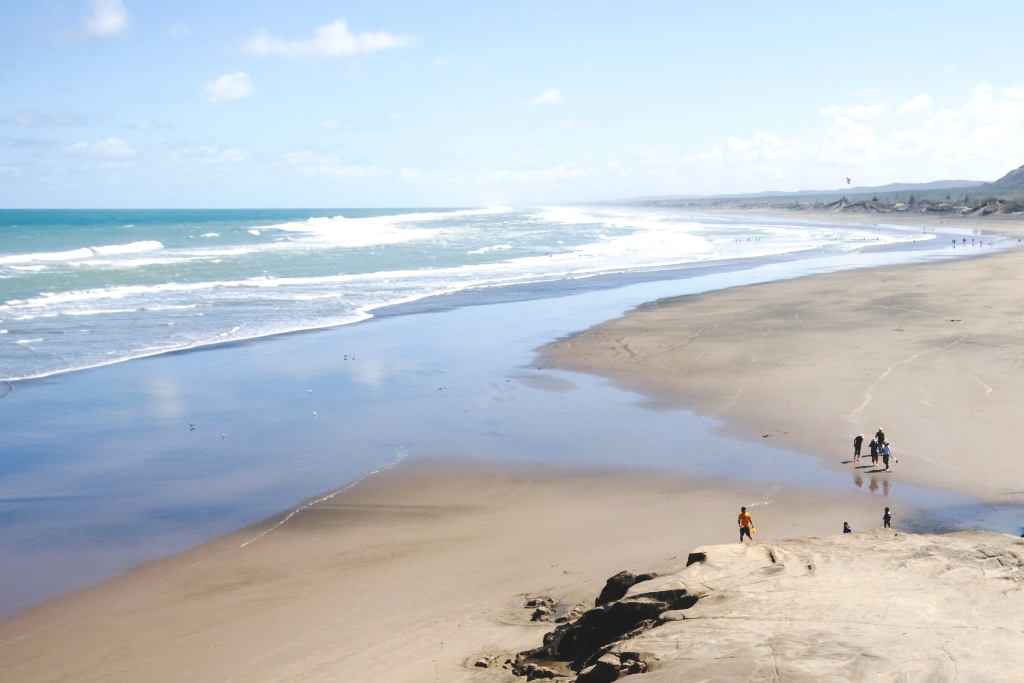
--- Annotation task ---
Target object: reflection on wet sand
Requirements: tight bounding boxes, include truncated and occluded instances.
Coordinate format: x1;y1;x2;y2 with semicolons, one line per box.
855;475;891;495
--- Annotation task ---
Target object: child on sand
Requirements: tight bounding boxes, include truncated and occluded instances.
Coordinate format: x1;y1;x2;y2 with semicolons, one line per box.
882;442;891;470
883;507;892;529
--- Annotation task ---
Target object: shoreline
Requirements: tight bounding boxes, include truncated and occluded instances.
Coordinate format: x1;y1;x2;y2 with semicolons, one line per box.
3;214;1024;680
0;460;900;683
0;213;967;386
542;243;1024;506
0;220;1011;618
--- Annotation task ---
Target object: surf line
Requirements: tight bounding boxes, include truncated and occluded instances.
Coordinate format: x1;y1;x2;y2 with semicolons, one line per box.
0;381;13;400
237;448;409;548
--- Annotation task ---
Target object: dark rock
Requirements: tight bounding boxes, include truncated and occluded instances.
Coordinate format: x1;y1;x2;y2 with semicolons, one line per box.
595;571;636;606
634;572;659;583
619;652;649;674
526;665;557;680
526;596;555;608
556;591;690;668
514;580;696;677
475;658;490;668
686;552;706;566
575;655;620;682
532;606;553;622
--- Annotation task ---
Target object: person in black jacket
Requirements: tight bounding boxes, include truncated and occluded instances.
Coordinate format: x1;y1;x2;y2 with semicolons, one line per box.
853;434;864;461
869;439;879;466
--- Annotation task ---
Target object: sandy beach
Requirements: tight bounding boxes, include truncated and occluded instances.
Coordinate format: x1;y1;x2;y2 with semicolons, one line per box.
543;244;1024;502
0;461;888;683
4;217;1024;682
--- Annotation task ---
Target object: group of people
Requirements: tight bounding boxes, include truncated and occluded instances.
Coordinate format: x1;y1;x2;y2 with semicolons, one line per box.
738;506;892;542
852;428;894;470
733;426;900;544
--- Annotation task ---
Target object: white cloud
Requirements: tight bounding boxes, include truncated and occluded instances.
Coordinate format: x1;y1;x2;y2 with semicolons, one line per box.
820;103;888;120
532;88;563;105
553;118;589;130
3;110;84;127
202;72;257;103
896;93;932;115
68;137;137;158
244;19;412;58
278;151;381;179
170;145;248;165
126;120;172;131
84;0;129;37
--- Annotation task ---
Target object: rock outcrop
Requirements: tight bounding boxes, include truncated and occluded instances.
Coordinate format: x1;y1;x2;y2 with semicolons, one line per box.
512;531;1024;681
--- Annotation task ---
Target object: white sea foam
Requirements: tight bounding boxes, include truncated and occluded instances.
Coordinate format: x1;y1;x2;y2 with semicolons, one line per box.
0;206;947;382
91;241;163;255
0;248;93;264
468;244;512;254
0;241;162;265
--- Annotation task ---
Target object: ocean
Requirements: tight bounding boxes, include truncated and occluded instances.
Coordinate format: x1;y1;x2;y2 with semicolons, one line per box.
0;207;931;382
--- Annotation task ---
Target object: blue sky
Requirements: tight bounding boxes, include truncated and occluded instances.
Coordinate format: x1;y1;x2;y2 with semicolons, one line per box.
3;1;1024;207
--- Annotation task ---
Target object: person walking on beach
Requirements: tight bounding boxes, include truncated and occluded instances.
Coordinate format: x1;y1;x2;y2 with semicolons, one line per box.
869;439;879;466
882;442;891;470
875;427;885;446
738;507;754;542
883;507;892;529
853;434;864;462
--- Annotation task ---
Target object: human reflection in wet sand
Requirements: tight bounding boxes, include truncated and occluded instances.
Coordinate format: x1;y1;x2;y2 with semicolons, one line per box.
861;476;893;495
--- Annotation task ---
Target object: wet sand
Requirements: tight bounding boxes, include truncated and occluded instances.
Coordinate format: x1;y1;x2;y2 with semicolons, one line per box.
0;462;887;683
543;246;1024;502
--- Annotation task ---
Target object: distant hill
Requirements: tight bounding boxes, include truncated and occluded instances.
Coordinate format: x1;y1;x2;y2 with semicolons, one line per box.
984;164;1024;193
627;179;983;203
620;163;1024;216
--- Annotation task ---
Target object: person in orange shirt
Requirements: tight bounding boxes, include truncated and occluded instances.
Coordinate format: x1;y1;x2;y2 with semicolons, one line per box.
738;506;753;542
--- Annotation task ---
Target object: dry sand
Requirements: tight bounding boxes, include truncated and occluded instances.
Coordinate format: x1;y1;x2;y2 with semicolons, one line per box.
0;461;886;683
543;247;1024;502
518;530;1024;681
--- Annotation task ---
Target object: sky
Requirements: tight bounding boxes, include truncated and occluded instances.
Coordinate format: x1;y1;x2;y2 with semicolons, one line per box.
3;1;1024;207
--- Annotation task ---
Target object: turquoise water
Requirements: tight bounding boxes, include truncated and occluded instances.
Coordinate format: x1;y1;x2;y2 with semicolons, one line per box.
0;207;933;381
